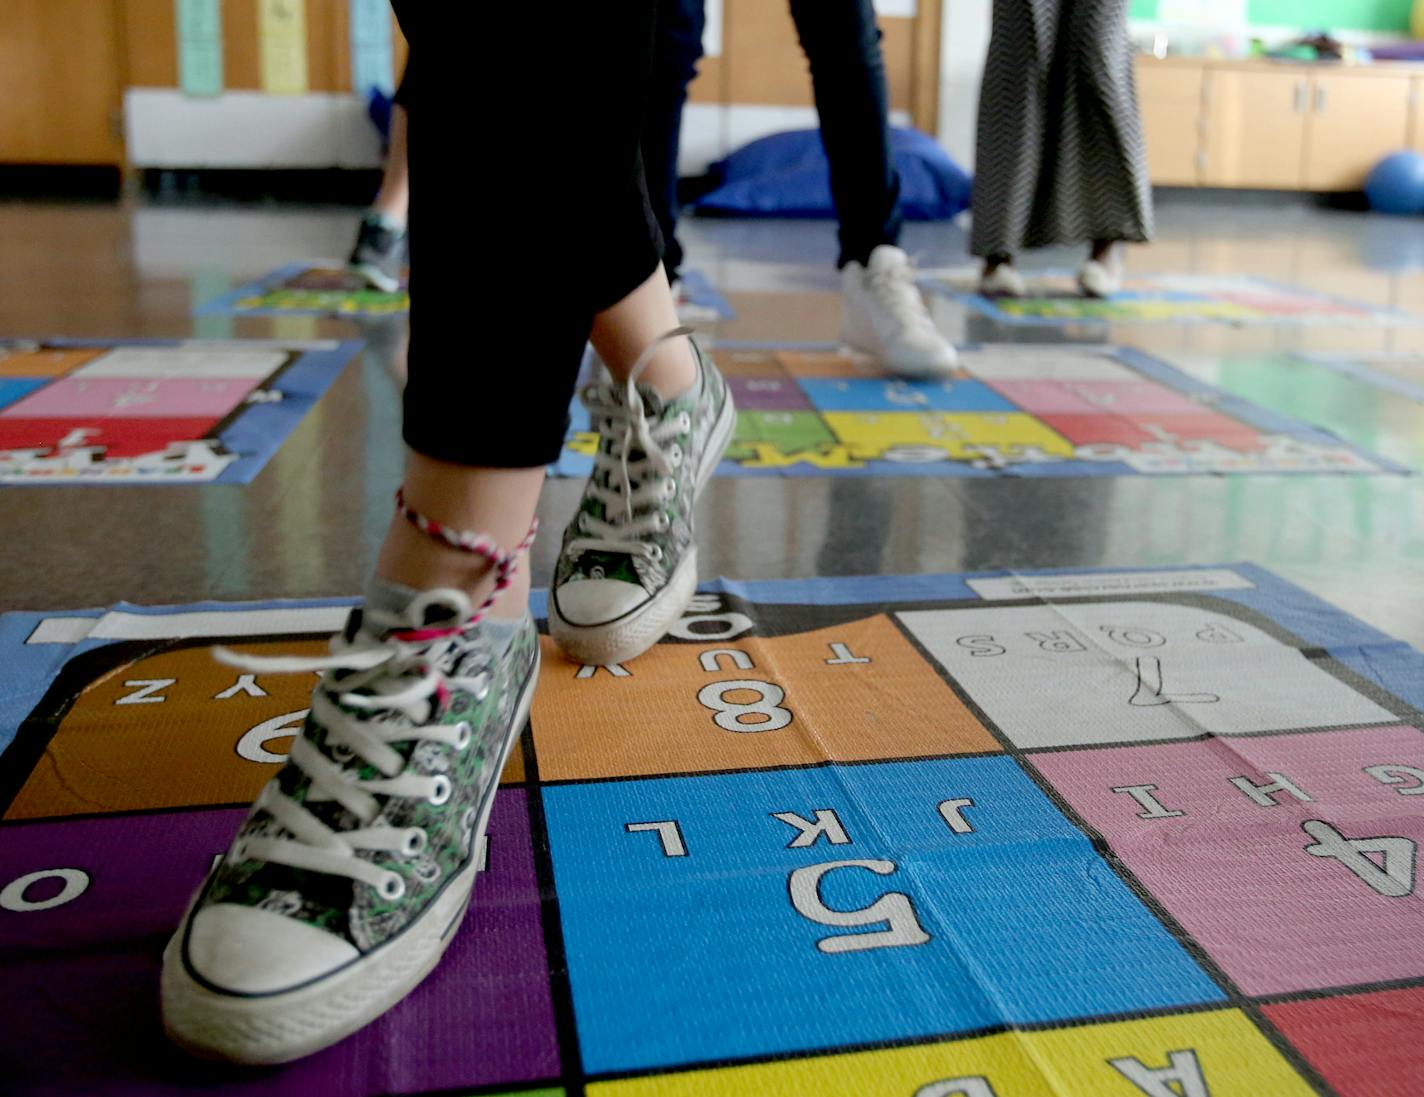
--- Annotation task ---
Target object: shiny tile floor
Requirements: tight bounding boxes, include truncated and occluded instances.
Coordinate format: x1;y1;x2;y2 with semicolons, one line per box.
1;190;1422;650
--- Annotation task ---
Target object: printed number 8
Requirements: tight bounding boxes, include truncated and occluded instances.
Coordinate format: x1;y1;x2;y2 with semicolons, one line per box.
696;679;792;733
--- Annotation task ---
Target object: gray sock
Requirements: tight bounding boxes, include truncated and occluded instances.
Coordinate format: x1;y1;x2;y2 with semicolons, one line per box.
362;575;522;652
481;615;521;652
363;575;420;619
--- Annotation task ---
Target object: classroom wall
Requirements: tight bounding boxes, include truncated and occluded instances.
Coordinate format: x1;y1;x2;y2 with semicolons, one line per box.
677;0;941;176
1128;0;1414;33
940;0;1422;172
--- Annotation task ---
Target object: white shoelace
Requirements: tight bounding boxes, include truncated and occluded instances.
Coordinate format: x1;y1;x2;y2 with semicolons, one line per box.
867;258;935;333
568;327;695;570
213;626;486;901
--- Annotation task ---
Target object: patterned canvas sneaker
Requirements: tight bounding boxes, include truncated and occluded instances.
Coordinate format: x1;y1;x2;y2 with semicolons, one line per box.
347;213;406;293
841;244;957;377
550;331;735;666
161;588;539;1064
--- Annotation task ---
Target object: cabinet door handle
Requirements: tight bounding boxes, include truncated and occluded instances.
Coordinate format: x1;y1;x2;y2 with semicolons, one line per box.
1314;84;1328;113
1293;82;1306;112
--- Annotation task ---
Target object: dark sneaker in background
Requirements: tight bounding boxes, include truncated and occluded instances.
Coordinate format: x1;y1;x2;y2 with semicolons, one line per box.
347;214;407;293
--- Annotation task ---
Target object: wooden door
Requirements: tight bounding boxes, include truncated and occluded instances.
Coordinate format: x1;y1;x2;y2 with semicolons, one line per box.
0;0;125;165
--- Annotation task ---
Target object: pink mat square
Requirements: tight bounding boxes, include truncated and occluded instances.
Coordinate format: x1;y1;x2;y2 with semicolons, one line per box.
0;377;258;419
987;380;1098;415
1032;725;1424;997
1061;380;1207;415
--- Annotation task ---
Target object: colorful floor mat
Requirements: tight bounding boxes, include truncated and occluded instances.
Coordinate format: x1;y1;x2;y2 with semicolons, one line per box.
921;270;1423;328
553;343;1402;478
1299;352;1424;405
193;263;732;320
0;338;359;485
1161;352;1424;474
2;564;1421;1095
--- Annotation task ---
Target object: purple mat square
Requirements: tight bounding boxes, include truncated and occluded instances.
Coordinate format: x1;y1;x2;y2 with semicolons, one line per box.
0;790;558;1095
728;375;811;411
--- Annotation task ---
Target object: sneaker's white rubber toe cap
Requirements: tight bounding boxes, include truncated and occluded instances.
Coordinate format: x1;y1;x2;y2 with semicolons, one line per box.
554;578;648;628
185;904;360;995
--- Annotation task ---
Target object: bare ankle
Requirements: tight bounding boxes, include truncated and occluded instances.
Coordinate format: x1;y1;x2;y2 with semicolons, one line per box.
638;338;698;401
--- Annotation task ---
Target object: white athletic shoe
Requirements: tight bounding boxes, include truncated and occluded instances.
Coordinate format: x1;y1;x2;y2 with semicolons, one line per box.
979;263;1028;298
841;245;957;377
1077;259;1122;299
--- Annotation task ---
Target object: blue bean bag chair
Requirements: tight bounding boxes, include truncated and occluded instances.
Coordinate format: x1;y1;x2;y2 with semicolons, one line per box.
692;127;971;221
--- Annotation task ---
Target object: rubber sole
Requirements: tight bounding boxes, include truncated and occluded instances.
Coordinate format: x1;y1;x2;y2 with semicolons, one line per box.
549;387;737;666
161;649;540;1065
348;262;401;294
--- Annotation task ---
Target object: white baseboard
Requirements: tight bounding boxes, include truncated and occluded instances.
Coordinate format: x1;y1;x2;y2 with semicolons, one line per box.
125;88;384;169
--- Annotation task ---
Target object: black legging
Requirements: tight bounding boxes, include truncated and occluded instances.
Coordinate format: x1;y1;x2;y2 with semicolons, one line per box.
644;0;901;279
391;3;664;469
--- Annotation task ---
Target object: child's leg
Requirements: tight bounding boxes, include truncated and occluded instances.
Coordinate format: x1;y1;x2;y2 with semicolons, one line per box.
591;264;696;399
371;101;410;227
349;69;411;290
375;454;541;619
164;1;671;1066
640;0;705;288
552;263;736;666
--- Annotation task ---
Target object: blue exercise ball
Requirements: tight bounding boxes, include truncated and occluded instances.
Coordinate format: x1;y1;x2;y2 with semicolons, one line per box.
1365;151;1424;215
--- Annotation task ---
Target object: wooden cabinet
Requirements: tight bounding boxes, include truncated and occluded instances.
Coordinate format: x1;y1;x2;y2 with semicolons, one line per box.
1138;58;1418;191
1202;68;1309;188
1135;62;1203;186
1303;72;1413;190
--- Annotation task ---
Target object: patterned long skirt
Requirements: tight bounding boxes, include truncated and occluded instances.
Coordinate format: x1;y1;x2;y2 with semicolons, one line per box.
970;0;1154;257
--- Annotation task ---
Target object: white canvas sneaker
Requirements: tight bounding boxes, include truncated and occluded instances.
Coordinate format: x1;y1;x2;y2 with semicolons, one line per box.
841;244;957;377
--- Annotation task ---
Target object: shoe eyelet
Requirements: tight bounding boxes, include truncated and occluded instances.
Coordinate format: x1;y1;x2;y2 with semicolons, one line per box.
403;828;428;855
231;840;249;861
577;513;589;532
679;413;692;432
428;775;452;806
379;873;406;900
648;545;664;561
473;673;491;702
454;721;473;750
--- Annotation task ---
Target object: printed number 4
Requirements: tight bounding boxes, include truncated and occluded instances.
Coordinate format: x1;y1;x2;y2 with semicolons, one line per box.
1303;820;1416;898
